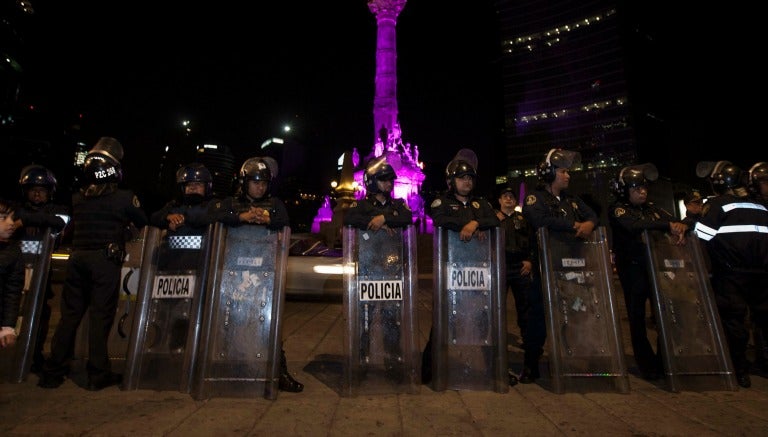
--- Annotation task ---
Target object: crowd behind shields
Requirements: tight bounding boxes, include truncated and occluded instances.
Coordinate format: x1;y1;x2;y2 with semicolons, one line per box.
3;136;768;394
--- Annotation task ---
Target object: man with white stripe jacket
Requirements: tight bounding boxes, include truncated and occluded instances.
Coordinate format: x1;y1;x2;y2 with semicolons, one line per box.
693;161;768;388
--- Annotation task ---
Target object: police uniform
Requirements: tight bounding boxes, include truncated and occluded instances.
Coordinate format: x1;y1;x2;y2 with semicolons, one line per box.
521;187;599;381
609;199;676;379
211;194;289;230
694;191;768;383
522;188;598;232
42;185;147;388
345;196;412;229
429;193;499;231
209;190;303;392
151;196;214;271
345;192;413;370
497;207;534;347
422;190;499;383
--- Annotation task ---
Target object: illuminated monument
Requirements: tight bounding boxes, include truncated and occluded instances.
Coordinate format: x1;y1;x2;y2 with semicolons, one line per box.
313;0;428;238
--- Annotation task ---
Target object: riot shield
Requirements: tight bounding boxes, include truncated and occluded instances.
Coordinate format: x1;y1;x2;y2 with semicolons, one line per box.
74;227;148;372
538;227;629;394
342;225;420;396
191;224;289;401
430;227;508;393
642;230;737;392
123;225;214;392
0;231;54;383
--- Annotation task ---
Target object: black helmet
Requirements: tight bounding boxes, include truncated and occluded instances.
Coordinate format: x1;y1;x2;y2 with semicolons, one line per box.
748;162;768;193
715;164;743;190
363;156;396;194
614;163;658;199
176;163;212;196
536;148;581;183
240;156;278;193
82;152;123;184
445;159;477;191
19;164;57;196
697;160;743;194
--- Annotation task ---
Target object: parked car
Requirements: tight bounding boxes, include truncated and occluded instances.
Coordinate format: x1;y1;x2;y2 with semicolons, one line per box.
49;232;345;299
286;233;344;299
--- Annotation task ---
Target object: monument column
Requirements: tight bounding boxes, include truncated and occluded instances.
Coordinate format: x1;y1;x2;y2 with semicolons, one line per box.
368;0;407;145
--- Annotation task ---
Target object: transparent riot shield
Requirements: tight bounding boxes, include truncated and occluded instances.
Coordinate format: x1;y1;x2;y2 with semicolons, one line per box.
642;230;737;392
430;227;508;393
0;231;54;383
192;224;289;401
123;225;214;392
74;227;148;373
342;225;420;396
538;227;630;394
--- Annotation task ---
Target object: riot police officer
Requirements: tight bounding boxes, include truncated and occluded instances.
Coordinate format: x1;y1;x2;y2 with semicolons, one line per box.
421;150;500;384
494;184;535;384
345;156;412;232
210;156;303;392
345;156;413;376
39;137;148;391
693;161;768;388
151;163;215;271
608;163;687;380
14;164;70;372
521;148;598;383
747;161;768;370
151;163;215;236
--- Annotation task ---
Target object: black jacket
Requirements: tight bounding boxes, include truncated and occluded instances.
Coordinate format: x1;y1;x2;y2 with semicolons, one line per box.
210;194;290;231
0;240;23;327
609;199;675;262
428;192;499;231
344;195;413;229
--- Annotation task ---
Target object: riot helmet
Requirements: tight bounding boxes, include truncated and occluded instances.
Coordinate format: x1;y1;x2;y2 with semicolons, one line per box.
19;164;57;198
239;156;278;194
176;163;213;198
536;148;581;183
748;162;768;193
445;159;477;191
82;152;123;184
614;163;658;199
363;156;396;194
697;160;742;195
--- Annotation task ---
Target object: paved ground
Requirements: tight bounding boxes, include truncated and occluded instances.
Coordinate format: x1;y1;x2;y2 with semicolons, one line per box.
2;283;768;436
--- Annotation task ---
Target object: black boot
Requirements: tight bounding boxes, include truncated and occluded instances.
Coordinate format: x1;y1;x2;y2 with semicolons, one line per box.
279;349;304;392
520;353;541;384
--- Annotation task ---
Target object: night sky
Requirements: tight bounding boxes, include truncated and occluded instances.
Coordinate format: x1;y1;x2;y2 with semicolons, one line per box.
14;2;762;202
20;1;500;198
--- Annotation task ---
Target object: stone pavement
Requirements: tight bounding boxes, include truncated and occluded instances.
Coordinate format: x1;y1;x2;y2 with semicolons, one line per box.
2;286;768;436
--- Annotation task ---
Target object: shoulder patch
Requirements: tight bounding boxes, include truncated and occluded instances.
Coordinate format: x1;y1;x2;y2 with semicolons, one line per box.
614;207;625;217
571;201;578;210
431;198;441;208
702;203;711;216
471;201;480;209
132;195;141;207
525;194;537;206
